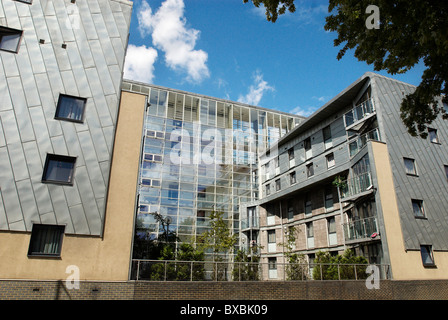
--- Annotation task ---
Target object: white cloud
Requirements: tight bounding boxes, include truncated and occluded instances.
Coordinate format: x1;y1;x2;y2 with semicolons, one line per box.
123;44;158;83
289;105;318;117
137;0;210;83
238;72;274;106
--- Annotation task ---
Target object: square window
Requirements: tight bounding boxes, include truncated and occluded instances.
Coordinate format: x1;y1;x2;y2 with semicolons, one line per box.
42;154;76;185
428;128;439;143
28;224;65;257
420;245;435;267
55;94;87;123
0;26;22;53
411;199;425;218
404;157;417;175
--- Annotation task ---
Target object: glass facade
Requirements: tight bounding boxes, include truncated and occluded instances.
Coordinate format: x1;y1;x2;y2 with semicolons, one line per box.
124;82;301;259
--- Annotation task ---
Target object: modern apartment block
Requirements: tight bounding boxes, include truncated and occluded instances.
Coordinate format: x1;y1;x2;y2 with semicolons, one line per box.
120;80;303;264
0;0;133;280
254;72;448;280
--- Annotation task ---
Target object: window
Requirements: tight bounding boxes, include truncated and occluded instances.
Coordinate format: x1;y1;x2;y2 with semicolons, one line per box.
287;199;294;220
327;217;336;234
304;193;312;216
323;126;332;149
288;148;294;160
42;154;76;185
444;165;448;181
55;94;87;123
428;128;439;143
28;224;65;257
326;153;335;169
267;230;276;244
275;179;281;191
16;0;33;4
268;257;277;270
306;222;314;238
412;199;425;218
420;245;435;267
289;171;296;184
265;183;270;196
306;163;314;178
325;186;333;211
403;157;417;175
304;137;312;159
275;156;279;168
0;26;22;53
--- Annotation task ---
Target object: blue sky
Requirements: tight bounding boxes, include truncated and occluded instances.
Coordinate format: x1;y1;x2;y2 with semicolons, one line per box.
124;0;425;116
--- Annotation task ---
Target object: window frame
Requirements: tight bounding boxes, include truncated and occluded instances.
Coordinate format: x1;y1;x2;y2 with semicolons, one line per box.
420;245;436;267
54;94;87;123
428;128;439;144
0;26;23;53
326;153;335;169
306;162;314;178
28;224;65;257
403;157;418;176
275;178;281;191
411;199;426;219
289;171;296;184
41;154;77;186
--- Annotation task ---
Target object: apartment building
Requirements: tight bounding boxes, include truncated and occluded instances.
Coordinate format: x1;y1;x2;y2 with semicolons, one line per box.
120;80;303;269
254;72;448;280
0;0;133;281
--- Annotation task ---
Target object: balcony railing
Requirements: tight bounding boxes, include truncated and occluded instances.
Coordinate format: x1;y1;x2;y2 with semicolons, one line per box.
340;172;373;200
130;259;391;281
343;216;379;242
349;128;381;157
241;216;259;230
344;99;375;128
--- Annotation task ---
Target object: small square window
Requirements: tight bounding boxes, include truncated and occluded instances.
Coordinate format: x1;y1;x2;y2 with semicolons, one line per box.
42;154;76;185
55;94;87;123
411;199;425;218
428;128;439;144
420;245;435;267
28;224;65;257
404;157;417;175
0;26;23;53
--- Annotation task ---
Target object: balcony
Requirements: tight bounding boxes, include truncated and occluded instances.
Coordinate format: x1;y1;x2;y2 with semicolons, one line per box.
344;98;376;131
340;172;373;201
241;216;259;231
343;216;379;243
349;128;381;158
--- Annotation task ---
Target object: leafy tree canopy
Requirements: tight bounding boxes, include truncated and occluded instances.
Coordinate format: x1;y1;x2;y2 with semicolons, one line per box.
244;0;448;138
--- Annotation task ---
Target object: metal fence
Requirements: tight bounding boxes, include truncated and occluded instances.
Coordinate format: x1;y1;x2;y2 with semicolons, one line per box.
130;259;391;282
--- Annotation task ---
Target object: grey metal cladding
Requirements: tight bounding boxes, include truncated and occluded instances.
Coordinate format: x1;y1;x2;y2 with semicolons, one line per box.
372;74;448;251
0;0;132;236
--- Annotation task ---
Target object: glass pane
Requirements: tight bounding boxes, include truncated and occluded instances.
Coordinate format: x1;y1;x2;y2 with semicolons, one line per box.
45;158;75;183
56;95;85;121
0;33;20;52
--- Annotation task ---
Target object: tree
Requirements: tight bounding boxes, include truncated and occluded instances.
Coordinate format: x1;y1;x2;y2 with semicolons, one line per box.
245;0;448;138
197;210;237;280
280;226;309;280
312;249;368;280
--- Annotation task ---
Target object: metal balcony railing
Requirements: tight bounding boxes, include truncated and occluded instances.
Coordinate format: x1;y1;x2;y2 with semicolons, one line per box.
340;172;373;200
241;217;259;230
130;259;391;281
344;98;376;128
343;216;379;242
349;128;381;157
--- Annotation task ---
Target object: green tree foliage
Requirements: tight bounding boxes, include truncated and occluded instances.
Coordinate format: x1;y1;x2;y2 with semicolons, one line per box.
281;226;309;280
312;249;368;280
245;0;448;138
232;249;261;281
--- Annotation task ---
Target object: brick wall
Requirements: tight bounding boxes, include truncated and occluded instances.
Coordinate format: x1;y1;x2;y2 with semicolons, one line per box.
1;279;448;300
